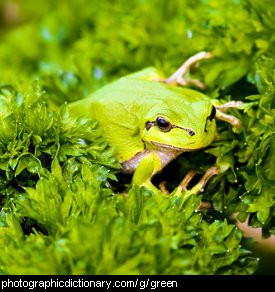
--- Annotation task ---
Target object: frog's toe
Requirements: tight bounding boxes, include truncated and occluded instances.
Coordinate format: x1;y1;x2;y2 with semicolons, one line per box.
165;51;212;89
176;78;207;90
174;165;220;197
216;101;244;112
192;165;220;194
214;100;244;128
216;110;242;128
158;181;169;195
179;170;197;191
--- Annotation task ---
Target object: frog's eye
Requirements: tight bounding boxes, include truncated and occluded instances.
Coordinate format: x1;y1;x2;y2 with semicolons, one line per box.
156;117;172;132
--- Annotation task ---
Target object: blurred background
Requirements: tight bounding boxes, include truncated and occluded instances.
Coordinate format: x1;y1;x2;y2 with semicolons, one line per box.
0;0;274;274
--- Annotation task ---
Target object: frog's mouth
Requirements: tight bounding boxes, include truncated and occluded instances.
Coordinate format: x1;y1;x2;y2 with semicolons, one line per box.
150;141;196;151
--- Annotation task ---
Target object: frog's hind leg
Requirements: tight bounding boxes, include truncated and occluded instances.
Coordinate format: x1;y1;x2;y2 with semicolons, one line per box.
215;101;244;128
165;51;212;89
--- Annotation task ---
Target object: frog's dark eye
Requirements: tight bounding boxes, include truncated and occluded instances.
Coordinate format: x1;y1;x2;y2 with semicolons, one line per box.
209;106;216;121
156;117;172;132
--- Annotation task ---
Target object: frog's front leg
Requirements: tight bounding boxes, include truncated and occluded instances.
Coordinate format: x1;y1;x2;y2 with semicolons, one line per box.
132;150;220;197
132;151;163;194
165;51;212;89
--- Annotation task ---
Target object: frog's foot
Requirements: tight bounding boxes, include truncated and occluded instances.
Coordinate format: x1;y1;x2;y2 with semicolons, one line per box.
165;51;212;89
215;101;244;128
173;165;220;197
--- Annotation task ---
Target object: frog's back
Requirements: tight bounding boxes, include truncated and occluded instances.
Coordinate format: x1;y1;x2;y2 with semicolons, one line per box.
68;73;210;162
70;75;208;116
91;76;207;104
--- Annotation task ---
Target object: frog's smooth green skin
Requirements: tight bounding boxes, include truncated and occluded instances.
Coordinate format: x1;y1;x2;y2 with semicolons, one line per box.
69;55;241;195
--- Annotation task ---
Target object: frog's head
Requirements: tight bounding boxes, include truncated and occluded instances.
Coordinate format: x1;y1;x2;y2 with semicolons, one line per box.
141;92;216;152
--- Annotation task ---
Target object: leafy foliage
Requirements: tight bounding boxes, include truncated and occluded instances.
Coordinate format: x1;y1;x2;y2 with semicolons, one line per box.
0;0;274;274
